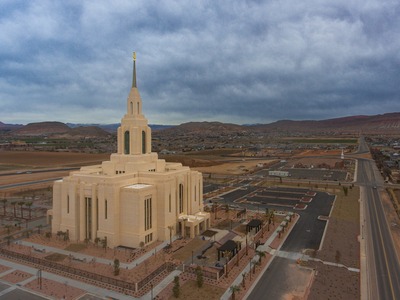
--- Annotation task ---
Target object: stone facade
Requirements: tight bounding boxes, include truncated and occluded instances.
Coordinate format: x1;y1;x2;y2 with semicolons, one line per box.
48;55;210;248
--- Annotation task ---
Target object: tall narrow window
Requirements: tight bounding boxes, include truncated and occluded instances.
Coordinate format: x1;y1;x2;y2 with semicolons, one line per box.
144;197;152;230
85;197;92;240
179;184;184;213
105;199;108;220
96;198;99;230
142;130;146;154
169;194;171;213
124;131;130;154
130;102;133;114
137;102;140;114
67;195;70;214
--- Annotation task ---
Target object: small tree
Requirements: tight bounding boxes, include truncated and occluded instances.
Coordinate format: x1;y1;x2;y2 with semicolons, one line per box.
256;250;265;264
173;275;180;298
1;199;7;216
25;202;33;219
5;235;12;246
17;201;25;218
101;237;107;252
196;266;203;288
241;272;246;288
12;202;17;217
4;224;12;235
113;258;120;276
230;285;241;300
343;186;349;196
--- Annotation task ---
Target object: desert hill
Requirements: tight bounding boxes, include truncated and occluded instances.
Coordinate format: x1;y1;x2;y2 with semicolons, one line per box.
54;126;111;139
8;122;111;138
0;121;23;132
252;112;400;134
2;112;400;137
11;121;70;136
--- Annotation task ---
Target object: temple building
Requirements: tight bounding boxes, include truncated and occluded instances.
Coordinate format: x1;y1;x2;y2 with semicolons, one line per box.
48;53;210;248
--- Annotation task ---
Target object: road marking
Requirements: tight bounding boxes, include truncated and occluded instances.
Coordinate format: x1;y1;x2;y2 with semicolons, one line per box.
370;190;396;299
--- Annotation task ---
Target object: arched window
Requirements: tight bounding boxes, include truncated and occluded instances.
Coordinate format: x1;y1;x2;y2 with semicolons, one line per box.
130;102;133;114
142;130;146;154
124;131;130;154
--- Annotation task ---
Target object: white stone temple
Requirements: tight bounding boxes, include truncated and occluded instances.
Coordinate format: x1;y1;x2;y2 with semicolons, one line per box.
48;53;210;248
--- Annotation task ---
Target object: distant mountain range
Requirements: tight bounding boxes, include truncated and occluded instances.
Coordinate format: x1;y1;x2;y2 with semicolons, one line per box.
1;112;400;137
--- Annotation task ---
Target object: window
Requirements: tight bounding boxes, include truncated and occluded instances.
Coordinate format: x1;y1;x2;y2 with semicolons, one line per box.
144;197;152;230
130;102;133;114
96;198;99;230
124;131;130;154
85;197;92;240
145;233;153;244
142;130;146;154
67;195;69;214
169;194;171;213
105;199;108;220
179;184;183;213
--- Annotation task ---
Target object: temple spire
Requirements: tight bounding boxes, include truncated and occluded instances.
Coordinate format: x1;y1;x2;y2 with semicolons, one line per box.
132;52;137;88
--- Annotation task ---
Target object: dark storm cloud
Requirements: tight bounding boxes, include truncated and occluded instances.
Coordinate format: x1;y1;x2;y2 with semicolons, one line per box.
0;0;399;125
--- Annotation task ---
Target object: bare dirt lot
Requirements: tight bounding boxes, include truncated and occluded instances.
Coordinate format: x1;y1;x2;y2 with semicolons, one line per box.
0;151;110;169
304;186;360;299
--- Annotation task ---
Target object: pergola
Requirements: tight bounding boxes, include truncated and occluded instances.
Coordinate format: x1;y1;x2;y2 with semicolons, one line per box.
217;240;240;261
246;219;262;233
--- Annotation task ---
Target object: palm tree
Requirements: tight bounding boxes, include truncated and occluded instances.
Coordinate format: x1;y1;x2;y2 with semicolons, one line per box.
256;250;266;264
241;272;247;288
25;202;33;219
17;201;25;218
1;199;7;216
230;285;241;300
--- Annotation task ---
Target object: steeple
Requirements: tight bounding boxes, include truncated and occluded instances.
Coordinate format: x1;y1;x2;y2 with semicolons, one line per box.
132;52;137;88
116;52;152;156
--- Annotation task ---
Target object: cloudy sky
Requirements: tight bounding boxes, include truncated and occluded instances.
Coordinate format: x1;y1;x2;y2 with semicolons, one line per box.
1;0;399;125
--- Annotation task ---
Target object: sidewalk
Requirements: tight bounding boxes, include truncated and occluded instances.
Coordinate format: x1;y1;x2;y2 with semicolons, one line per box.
19;238;173;270
0;257;133;300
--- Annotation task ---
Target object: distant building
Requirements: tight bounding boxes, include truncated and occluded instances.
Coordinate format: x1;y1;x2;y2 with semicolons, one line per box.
48;54;210;248
268;170;290;177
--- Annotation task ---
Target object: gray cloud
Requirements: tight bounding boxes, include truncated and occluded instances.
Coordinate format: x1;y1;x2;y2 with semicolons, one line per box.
0;0;399;125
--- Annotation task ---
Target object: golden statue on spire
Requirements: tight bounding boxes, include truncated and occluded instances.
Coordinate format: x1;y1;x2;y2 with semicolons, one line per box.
133;52;136;61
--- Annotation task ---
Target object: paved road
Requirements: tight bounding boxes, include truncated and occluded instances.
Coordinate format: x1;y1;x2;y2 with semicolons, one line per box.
358;158;400;300
0;178;62;190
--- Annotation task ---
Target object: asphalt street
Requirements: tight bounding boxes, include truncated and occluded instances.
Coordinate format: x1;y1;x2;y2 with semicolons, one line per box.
358;158;400;300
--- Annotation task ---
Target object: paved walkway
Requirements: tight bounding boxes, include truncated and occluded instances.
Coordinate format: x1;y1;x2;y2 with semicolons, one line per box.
0;237;183;299
0;258;133;300
19;237;174;270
